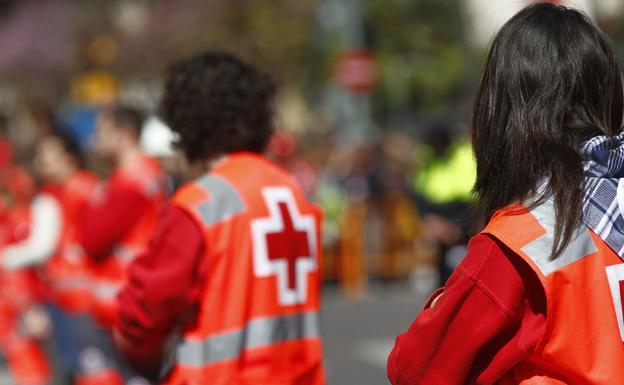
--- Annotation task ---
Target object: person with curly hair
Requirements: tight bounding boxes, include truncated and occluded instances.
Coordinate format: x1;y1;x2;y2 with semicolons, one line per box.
114;51;326;385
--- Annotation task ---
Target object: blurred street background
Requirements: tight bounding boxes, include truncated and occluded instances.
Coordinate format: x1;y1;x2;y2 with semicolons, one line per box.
322;285;427;385
0;0;622;384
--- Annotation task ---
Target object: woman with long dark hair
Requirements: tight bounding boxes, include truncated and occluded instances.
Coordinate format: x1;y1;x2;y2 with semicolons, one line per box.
388;3;624;384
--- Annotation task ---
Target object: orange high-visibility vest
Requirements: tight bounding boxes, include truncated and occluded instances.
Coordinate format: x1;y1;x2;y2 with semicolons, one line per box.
164;152;325;385
91;156;167;328
45;171;99;313
483;199;624;384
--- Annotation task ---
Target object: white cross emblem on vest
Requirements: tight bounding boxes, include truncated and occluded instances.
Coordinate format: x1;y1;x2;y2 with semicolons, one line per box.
251;187;318;306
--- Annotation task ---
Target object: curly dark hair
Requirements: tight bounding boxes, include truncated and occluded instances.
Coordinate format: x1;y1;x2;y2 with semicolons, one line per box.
160;51;276;162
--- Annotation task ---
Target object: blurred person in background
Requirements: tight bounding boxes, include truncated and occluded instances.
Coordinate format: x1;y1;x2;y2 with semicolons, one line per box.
268;130;318;197
80;105;167;383
389;3;624;384
115;51;326;385
0;118;51;385
2;129;125;384
376;132;422;280
139;116;186;195
412;122;477;284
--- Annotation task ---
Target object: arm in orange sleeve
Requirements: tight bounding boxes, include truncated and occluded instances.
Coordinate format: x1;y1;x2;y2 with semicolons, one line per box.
115;204;205;379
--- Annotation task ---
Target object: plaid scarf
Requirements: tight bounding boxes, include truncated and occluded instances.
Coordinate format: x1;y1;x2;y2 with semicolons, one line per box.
581;133;624;257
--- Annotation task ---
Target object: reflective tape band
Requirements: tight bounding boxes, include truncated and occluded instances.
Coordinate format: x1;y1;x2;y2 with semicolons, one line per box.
113;245;142;263
194;175;245;225
521;198;597;275
176;311;321;367
62;244;87;262
52;277;91;290
93;282;121;301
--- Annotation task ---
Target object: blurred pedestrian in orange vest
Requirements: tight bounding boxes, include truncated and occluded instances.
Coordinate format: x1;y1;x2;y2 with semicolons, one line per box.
115;51;326;384
80;105;167;383
388;3;624;384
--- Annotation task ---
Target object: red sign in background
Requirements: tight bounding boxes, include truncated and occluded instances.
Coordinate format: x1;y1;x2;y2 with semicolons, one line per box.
333;50;379;94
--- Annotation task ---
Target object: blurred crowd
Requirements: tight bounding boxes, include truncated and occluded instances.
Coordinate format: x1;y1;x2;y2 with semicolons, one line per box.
0;92;477;383
274;122;479;296
0;104;170;384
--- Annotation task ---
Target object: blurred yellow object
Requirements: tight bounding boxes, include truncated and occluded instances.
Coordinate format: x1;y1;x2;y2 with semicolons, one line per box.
71;70;119;106
337;192;426;297
379;194;422;277
414;140;476;204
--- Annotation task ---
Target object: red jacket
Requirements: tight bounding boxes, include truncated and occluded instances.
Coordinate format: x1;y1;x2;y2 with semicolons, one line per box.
116;204;204;376
388;234;547;385
45;171;99;313
81;155;167;328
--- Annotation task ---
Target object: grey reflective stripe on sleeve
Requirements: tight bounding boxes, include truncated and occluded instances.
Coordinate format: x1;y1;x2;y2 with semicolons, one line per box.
176;311;321;367
52;277;91;290
113;245;142;263
521;199;597;275
194;175;245;225
93;282;121;301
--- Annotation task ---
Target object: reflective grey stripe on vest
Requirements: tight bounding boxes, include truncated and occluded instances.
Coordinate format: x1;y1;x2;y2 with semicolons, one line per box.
521;199;598;275
194;175;245;225
176;311;320;367
113;245;142;263
93;282;121;301
52;277;91;290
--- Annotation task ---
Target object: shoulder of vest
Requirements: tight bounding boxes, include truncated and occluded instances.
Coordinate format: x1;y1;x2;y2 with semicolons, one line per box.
173;174;246;226
227;152;304;180
483;201;599;277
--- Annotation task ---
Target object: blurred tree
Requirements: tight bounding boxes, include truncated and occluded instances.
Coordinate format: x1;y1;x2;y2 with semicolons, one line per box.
362;0;469;119
0;0;485;129
0;0;318;109
103;0;316;83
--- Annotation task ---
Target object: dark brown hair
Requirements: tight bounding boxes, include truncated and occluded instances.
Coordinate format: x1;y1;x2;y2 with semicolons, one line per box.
472;2;623;257
101;104;145;140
